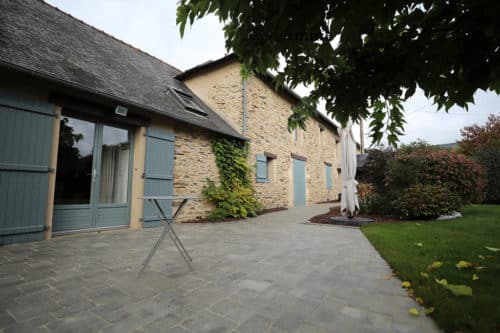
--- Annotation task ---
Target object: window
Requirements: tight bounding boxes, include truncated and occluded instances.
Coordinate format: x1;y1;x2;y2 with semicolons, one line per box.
99;126;131;204
319;126;325;145
325;163;333;189
256;153;276;183
170;87;207;116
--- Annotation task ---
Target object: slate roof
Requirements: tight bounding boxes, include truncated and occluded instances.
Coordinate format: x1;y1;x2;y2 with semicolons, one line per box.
0;0;245;140
177;54;341;138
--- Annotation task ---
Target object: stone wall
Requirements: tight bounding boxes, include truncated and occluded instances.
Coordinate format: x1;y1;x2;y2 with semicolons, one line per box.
245;76;340;207
183;60;341;210
172;123;219;222
130;117;220;224
182;61;244;133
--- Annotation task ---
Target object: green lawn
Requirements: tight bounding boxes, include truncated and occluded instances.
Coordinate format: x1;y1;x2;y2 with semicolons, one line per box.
362;205;500;333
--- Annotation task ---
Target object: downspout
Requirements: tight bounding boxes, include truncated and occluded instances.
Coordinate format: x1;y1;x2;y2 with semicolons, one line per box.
242;78;248;135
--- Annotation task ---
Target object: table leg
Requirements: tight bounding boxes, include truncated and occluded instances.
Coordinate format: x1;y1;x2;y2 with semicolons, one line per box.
138;200;170;277
138;198;193;276
165;200;192;262
152;199;192;263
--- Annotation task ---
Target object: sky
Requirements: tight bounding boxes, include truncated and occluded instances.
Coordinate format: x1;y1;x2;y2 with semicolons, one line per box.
46;0;498;146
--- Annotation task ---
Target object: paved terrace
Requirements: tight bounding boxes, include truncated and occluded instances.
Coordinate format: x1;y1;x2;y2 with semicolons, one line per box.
0;204;439;333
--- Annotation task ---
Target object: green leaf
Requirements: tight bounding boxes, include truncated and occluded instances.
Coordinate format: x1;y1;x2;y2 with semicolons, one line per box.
484;246;500;252
414;242;423;248
409;308;420;316
431;261;443;268
401;281;412;288
427;261;443;271
455;261;473;269
446;284;472;297
424;307;435;315
472;274;479;281
435;278;448;287
420;272;429;279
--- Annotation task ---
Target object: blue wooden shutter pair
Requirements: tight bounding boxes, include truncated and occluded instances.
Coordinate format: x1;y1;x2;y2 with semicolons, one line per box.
256;154;267;183
143;128;174;228
326;165;333;189
0;92;54;244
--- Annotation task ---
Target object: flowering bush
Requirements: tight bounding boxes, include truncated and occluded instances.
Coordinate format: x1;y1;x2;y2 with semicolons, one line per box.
386;148;485;204
361;141;486;218
395;184;462;219
417;150;486;204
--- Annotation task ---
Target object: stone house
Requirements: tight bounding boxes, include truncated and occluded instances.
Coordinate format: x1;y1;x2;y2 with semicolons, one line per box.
0;0;341;245
178;55;342;209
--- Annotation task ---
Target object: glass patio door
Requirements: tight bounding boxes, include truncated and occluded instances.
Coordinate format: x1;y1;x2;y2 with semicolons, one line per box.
53;116;132;233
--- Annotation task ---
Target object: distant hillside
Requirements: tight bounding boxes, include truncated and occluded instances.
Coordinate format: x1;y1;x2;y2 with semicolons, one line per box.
436;142;458;149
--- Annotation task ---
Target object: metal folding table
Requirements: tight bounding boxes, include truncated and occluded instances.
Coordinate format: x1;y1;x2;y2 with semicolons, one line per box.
138;195;197;276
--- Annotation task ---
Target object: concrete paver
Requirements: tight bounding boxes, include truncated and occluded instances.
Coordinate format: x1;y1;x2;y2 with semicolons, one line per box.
0;204;440;332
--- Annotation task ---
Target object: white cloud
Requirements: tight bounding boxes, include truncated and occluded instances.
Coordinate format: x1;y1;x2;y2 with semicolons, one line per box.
46;0;500;145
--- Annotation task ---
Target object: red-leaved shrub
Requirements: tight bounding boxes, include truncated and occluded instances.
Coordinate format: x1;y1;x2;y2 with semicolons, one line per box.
386;147;486;205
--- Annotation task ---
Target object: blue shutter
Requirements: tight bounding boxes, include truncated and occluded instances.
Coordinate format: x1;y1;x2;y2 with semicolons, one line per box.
0;92;54;244
256;154;267;183
326;165;333;189
143;128;174;228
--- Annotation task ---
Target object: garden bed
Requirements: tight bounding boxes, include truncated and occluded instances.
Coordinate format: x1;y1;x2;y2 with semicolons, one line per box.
308;206;400;226
183;207;288;223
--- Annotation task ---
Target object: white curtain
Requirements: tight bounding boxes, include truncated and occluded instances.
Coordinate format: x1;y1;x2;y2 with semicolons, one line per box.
99;143;129;204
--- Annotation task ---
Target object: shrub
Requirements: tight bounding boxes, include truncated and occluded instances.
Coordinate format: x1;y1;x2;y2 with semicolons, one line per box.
385;155;422;196
359;192;394;215
202;179;261;220
386;147;486;205
417;150;486;204
397;139;440;155
357;147;394;193
474;145;500;203
357;182;375;201
395;184;462;219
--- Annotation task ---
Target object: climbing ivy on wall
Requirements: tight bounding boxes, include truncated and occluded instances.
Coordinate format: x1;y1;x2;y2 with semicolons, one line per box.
202;137;262;220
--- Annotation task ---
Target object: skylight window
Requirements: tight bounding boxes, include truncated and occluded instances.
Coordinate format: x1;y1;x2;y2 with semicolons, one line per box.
170;87;207;116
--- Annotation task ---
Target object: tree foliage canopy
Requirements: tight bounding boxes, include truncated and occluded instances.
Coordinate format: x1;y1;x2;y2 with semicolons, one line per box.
459;114;500;155
177;0;500;145
459;114;500;203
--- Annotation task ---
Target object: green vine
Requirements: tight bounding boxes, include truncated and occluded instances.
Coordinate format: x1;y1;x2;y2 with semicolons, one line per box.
202;137;261;220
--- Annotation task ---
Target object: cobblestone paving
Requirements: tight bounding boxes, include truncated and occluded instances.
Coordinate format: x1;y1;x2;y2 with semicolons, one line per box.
0;204;440;332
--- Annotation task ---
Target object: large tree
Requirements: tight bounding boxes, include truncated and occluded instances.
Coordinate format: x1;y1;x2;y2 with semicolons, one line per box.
177;0;500;145
459;114;500;155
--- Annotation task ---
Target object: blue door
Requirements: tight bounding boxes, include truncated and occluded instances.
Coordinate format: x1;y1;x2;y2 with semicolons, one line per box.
293;158;306;206
52;115;133;233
